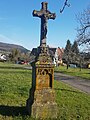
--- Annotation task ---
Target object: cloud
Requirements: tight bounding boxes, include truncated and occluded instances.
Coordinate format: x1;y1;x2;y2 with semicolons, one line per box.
0;34;28;49
0;34;10;40
0;34;12;43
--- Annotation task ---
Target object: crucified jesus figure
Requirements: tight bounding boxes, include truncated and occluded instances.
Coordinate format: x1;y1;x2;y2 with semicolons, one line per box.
33;2;56;47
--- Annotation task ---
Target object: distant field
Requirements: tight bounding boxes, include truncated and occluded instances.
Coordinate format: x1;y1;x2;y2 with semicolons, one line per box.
0;63;90;120
55;65;90;80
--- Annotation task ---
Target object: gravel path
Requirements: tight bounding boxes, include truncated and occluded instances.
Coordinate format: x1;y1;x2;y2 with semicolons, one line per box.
54;72;90;94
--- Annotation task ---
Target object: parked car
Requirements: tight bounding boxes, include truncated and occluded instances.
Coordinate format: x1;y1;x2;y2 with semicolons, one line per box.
88;64;90;69
69;64;77;68
17;60;29;65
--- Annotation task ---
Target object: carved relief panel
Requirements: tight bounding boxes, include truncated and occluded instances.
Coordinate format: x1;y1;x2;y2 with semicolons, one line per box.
36;67;54;89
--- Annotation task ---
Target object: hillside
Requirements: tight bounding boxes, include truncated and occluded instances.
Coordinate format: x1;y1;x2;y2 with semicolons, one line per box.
0;42;30;53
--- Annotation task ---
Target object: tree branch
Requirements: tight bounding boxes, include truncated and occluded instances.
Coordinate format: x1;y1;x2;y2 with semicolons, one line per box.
60;0;70;13
76;7;90;46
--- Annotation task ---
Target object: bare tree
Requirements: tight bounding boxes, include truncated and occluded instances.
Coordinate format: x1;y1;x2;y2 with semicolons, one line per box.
76;6;90;46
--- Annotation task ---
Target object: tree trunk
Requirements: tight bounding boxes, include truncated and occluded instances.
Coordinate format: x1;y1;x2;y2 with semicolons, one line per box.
67;64;69;69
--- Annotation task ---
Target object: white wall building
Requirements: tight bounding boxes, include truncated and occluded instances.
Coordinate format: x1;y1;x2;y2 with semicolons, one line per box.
0;53;6;61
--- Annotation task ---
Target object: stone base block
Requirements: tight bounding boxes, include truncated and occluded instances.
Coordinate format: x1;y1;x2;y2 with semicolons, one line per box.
26;88;57;119
32;102;57;119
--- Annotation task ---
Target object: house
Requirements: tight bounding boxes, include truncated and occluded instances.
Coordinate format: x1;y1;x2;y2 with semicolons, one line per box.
0;53;7;61
30;46;57;59
30;46;64;66
54;47;64;66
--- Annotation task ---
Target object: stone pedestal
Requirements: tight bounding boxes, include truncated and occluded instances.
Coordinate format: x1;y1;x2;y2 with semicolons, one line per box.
26;60;57;119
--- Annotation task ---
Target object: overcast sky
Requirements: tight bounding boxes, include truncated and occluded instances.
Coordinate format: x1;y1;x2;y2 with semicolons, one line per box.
0;0;90;50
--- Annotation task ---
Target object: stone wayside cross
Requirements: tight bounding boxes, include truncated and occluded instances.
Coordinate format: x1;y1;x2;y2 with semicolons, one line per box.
33;2;56;47
26;2;57;119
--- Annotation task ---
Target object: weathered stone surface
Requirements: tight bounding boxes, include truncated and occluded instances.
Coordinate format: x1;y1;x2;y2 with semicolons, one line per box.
27;88;57;119
32;103;57;119
26;60;58;118
35;64;54;90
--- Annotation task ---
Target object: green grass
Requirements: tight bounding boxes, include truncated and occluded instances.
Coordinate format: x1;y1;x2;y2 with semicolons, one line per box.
0;62;30;68
0;63;90;120
55;81;90;120
55;65;90;80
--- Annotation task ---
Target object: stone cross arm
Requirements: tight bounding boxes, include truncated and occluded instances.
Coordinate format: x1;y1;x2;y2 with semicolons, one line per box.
33;10;43;18
46;11;56;20
33;10;56;20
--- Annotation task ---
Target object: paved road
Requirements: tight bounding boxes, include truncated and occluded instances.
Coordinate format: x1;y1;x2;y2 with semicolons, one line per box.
54;72;90;94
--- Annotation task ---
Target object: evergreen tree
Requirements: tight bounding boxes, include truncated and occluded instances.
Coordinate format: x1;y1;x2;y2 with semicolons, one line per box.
72;41;79;54
64;40;72;53
71;41;80;65
63;40;72;69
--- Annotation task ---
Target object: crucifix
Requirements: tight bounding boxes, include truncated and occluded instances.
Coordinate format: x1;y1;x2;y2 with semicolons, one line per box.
27;2;57;118
33;2;56;47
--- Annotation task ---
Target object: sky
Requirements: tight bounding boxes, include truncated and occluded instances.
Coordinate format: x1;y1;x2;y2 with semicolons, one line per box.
0;0;90;50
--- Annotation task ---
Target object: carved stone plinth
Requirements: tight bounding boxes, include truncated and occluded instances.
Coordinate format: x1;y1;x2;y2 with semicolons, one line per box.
27;88;57;119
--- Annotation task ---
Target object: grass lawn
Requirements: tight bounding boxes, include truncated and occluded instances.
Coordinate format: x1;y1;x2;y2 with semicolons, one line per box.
0;62;90;120
55;65;90;80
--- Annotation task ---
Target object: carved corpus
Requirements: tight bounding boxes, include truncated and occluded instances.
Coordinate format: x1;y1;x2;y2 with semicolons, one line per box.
33;2;56;47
